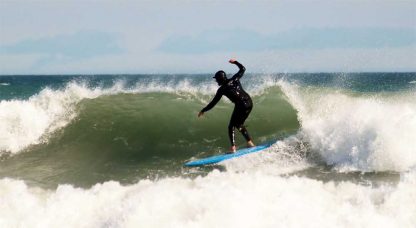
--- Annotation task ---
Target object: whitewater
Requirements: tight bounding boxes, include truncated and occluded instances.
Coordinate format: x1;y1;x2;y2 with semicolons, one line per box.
0;73;415;227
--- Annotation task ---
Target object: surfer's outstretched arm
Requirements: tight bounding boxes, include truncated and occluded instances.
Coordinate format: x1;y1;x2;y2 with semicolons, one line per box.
229;59;246;80
198;89;223;117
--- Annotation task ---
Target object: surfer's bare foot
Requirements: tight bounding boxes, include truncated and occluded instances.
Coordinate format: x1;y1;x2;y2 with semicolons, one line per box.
247;140;255;147
227;145;237;154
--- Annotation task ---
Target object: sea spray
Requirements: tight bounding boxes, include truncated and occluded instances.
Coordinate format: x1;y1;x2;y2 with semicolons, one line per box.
222;135;311;174
279;81;416;172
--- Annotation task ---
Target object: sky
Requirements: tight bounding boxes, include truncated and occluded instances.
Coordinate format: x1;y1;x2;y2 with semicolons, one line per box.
0;0;415;74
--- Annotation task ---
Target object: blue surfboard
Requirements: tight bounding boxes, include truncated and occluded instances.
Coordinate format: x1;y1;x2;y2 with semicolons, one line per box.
185;141;276;167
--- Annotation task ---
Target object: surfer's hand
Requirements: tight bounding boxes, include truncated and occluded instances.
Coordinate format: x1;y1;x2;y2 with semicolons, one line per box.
229;58;237;64
198;111;204;118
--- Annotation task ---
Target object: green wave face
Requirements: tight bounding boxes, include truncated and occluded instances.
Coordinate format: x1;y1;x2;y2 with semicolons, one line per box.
0;87;299;188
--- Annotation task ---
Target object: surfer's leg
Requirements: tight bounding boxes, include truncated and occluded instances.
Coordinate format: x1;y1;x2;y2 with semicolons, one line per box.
237;125;252;141
227;124;237;153
229;105;254;151
237;125;254;147
228;124;236;146
228;108;239;152
235;105;254;146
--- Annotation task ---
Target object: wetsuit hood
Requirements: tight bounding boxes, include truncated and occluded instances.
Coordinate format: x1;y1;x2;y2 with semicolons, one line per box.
214;70;227;85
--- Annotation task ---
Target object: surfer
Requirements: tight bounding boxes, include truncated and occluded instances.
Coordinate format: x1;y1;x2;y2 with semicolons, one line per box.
198;59;255;153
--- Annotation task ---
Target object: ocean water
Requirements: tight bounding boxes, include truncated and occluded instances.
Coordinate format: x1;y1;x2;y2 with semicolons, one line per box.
0;73;415;227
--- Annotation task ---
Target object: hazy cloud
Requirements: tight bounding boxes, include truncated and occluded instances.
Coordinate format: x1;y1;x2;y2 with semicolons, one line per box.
1;1;415;74
158;28;416;54
0;31;123;58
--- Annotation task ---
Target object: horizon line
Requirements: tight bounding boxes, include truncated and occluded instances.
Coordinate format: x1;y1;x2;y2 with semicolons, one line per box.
1;71;416;76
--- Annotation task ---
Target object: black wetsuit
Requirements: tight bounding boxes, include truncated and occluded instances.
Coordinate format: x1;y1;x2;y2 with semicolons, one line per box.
201;61;253;146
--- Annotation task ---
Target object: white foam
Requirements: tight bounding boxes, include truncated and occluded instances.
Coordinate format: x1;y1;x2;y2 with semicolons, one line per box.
0;171;415;228
279;81;416;172
222;136;311;174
